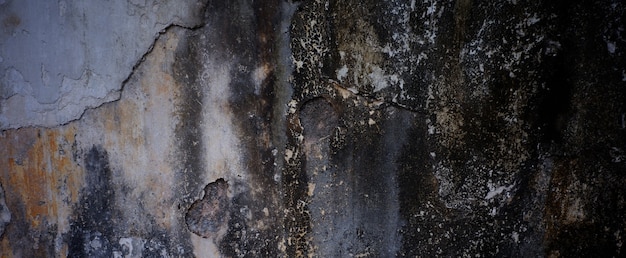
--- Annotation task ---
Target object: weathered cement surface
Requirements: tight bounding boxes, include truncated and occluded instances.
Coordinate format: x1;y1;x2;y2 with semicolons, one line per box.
0;0;207;129
0;0;625;257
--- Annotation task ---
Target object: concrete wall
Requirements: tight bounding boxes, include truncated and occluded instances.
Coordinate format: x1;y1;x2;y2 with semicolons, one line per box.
0;0;625;257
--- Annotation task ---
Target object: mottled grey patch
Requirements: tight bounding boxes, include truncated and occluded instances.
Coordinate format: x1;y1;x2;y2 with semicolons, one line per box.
185;179;230;238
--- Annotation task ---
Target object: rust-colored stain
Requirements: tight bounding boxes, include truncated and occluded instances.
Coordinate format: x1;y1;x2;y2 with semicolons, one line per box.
2;14;21;30
0;125;83;238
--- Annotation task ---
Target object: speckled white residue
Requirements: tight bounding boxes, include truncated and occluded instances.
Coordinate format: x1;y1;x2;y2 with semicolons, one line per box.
285;149;294;161
606;41;616;54
191;233;221;258
347;87;359;94
337;65;349;82
287;99;298;114
422;0;443;45
115;237;146;258
525;14;541;26
307;183;316;196
511;232;519;243
485;182;515;200
428;124;436;135
369;65;389;92
293;58;304;71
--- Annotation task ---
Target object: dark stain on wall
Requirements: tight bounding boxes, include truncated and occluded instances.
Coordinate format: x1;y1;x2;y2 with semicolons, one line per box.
172;27;207;210
172;1;290;256
169;21;217;257
190;0;292;257
395;114;438;257
0;183;9;237
67;145;117;257
544;153;626;257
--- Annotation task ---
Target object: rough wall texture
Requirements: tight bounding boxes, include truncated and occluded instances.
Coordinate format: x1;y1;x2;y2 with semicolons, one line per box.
0;0;625;257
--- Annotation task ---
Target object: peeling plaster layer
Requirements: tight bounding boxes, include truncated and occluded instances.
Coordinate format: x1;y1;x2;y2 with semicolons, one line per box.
0;0;207;129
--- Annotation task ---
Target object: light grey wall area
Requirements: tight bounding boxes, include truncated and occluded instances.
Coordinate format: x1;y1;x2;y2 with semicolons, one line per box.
0;0;207;129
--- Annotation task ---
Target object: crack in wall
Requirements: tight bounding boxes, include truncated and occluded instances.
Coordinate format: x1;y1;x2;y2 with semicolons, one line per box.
58;22;208;131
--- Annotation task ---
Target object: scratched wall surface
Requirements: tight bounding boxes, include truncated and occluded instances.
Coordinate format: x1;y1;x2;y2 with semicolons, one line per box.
0;0;625;257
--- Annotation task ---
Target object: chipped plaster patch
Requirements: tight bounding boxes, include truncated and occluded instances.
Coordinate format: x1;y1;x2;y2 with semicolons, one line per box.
185;179;230;239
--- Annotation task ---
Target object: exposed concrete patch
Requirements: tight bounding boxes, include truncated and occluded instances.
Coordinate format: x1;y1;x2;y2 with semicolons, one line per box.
185;179;230;239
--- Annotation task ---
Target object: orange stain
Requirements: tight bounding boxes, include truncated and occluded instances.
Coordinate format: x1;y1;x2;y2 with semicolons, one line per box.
0;126;83;230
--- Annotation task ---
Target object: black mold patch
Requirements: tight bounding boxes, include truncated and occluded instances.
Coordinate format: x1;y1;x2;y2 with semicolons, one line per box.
207;0;287;256
170;26;211;256
67;145;117;257
396;115;439;257
172;27;207;213
185;178;230;238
